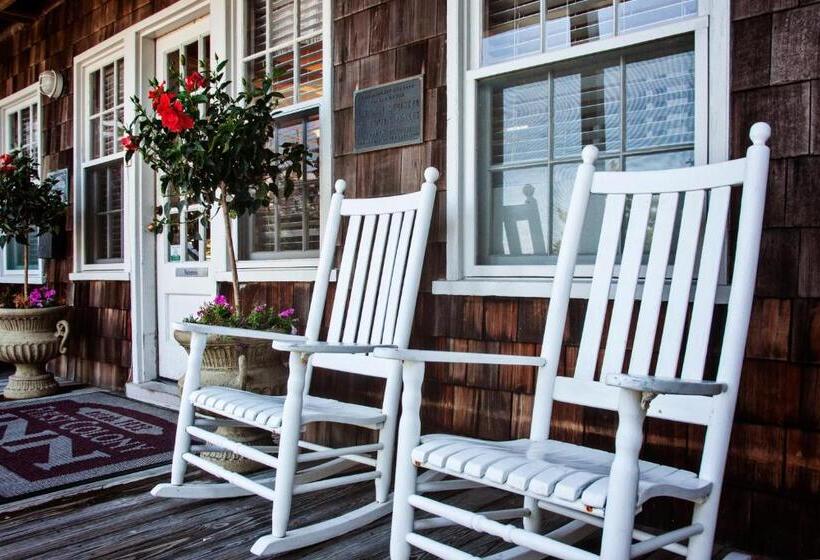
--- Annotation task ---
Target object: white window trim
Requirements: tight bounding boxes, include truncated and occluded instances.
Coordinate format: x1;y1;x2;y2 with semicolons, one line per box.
0;83;44;285
70;37;130;281
437;0;731;298
225;0;333;281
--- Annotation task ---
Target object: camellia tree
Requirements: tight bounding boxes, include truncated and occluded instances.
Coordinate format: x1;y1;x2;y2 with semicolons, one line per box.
121;58;309;310
0;150;67;304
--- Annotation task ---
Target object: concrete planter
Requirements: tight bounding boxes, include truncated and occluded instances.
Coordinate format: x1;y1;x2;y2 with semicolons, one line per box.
174;330;287;473
0;305;70;399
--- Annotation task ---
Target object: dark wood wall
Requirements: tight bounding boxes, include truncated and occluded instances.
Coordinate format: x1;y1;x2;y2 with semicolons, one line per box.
0;0;182;388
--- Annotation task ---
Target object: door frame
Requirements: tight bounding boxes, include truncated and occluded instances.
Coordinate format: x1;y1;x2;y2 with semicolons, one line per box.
126;0;228;394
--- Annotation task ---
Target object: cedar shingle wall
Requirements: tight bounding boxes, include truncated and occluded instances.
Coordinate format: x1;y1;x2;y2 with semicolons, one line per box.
0;0;182;388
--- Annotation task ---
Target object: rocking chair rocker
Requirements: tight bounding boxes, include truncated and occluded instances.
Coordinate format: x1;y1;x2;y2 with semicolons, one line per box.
380;124;771;560
152;168;439;556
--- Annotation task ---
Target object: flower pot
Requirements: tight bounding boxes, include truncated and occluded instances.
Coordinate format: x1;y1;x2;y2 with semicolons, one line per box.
174;330;287;473
0;305;69;399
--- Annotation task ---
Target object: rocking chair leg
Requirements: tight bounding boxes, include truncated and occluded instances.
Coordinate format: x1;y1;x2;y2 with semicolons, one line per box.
375;366;403;503
170;331;206;485
270;352;308;538
391;361;425;560
523;496;541;533
600;389;646;560
686;493;720;560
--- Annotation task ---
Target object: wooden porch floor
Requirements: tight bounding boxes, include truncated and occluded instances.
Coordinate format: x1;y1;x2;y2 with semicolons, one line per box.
0;469;741;560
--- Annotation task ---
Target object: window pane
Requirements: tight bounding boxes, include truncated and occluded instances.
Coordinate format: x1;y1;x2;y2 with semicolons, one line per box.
85;161;124;263
5;235;38;271
545;0;614;51
553;61;621;158
116;58;124;105
101;110;117;156
184;41;199;75
89;70;100;114
481;167;549;263
89;116;101;159
298;38;323;101
625;46;694;150
166;50;180;91
483;0;541;65
618;0;698;33
299;0;322;36
246;0;267;57
271;47;295;105
103;62;116;111
8;112;18;149
270;0;294;47
482;74;550;165
245;55;266;89
19;107;31;149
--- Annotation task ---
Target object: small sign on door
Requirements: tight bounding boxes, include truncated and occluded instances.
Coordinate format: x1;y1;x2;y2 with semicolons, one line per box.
176;267;208;277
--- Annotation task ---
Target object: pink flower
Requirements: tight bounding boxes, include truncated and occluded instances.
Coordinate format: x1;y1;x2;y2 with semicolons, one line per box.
254;304;266;313
278;307;295;319
29;289;42;307
214;295;229;307
45;289;56;300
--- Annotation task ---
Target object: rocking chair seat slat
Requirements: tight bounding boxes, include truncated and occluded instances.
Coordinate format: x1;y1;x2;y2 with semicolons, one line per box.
190;386;387;430
410;435;712;514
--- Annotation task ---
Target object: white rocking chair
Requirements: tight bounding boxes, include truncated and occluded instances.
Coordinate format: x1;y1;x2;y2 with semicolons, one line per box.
379;124;771;560
151;168;439;556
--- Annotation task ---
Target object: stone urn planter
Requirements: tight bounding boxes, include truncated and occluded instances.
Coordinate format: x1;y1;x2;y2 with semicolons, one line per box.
0;305;70;399
174;330;288;473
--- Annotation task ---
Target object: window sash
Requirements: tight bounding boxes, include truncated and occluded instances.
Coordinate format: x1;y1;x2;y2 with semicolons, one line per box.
461;8;709;278
1;94;42;278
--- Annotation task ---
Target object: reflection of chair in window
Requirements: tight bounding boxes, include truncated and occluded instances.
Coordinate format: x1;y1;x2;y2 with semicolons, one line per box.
494;184;547;256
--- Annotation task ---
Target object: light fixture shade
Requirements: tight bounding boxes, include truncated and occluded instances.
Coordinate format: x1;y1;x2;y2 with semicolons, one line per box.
38;70;64;99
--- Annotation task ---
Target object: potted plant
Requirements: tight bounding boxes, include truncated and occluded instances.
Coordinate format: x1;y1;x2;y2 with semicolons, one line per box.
0;150;69;399
122;60;307;471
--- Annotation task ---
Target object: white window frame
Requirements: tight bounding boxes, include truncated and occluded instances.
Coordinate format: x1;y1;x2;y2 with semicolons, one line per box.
0;83;44;285
436;0;731;298
71;37;131;281
227;0;333;281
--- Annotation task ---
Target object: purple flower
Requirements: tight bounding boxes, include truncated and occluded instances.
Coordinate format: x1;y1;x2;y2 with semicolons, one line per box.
45;289;56;300
278;307;295;319
254;304;266;313
29;290;42;305
214;294;229;307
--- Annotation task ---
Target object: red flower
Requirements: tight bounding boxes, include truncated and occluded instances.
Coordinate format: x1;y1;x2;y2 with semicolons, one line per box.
0;154;14;173
148;82;167;109
156;92;195;133
184;71;206;92
120;134;140;152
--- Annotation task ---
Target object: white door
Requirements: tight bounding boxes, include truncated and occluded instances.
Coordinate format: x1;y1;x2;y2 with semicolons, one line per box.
155;19;215;381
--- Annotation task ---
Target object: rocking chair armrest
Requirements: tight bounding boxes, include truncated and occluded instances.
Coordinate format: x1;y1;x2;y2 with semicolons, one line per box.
372;347;547;367
604;373;727;397
270;340;397;354
172;322;307;343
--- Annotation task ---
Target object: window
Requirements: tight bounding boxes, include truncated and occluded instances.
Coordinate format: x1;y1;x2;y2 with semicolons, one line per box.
78;57;126;268
239;111;321;259
242;0;323;106
442;0;728;288
237;0;326;264
0;84;42;283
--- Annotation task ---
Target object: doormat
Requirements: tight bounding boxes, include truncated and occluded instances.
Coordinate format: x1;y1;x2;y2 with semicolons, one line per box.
0;392;177;501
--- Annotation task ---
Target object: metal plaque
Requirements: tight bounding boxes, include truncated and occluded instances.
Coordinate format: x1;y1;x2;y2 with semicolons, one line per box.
176;267;209;278
354;76;423;153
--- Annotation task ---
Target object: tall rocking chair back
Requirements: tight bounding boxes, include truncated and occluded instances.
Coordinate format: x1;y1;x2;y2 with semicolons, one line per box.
380;123;771;560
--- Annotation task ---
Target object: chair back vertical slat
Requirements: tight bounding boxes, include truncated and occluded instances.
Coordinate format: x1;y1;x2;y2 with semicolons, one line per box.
327;214;362;343
627;192;679;376
357;213;391;344
382;210;416;345
680;186;731;380
574;193;627;380
601;194;653;377
370;212;404;344
342;214;377;343
653;190;705;378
